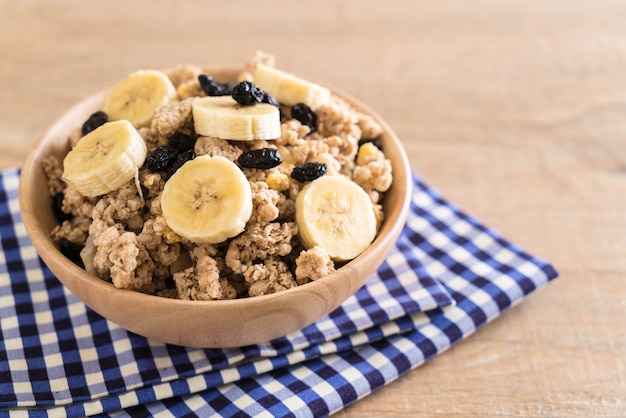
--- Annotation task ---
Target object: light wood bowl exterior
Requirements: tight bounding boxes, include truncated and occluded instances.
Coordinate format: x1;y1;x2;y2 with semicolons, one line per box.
19;66;411;348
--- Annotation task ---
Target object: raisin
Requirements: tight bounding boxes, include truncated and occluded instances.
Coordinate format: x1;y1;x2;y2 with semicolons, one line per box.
179;149;196;163
221;82;234;95
164;161;184;180
52;192;72;223
358;138;383;151
165;149;195;180
198;74;233;96
81;111;108;136
232;81;264;105
262;92;280;107
168;132;195;152
238;148;283;169
291;162;327;183
146;146;179;173
57;238;84;266
198;74;220;95
291;103;317;133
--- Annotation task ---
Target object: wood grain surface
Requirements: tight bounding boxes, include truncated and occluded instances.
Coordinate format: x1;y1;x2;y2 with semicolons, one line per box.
2;0;625;415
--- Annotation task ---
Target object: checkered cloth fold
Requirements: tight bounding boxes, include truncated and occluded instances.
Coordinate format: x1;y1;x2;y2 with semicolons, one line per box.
0;167;557;417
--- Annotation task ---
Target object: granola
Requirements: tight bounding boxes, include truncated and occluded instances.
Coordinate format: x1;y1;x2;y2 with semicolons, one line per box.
46;52;393;300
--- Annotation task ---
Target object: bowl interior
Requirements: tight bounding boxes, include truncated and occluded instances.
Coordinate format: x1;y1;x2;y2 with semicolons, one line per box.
19;65;411;348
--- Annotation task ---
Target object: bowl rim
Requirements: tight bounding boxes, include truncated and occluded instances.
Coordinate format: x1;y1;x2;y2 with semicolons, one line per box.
18;64;412;326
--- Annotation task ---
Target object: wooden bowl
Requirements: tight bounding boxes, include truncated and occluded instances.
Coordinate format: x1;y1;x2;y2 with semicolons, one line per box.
19;66;411;348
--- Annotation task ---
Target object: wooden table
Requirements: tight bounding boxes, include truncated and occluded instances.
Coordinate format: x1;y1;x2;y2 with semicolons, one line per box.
2;1;625;415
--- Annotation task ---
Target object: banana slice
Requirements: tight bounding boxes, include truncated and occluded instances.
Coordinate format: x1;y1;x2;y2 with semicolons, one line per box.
295;175;377;262
252;63;330;109
160;155;253;244
103;69;177;128
62;120;147;197
192;96;280;141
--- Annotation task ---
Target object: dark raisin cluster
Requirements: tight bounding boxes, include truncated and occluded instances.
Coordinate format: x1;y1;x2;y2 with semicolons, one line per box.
238;148;283;169
232;81;264;105
81;111;108;136
166;132;196;179
165;149;195;180
146;146;179;173
291;162;327;183
168;132;195;152
231;81;279;107
198;74;233;96
291;103;318;133
146;134;196;180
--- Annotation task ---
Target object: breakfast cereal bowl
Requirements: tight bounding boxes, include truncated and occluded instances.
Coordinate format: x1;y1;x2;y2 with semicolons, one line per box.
19;64;411;348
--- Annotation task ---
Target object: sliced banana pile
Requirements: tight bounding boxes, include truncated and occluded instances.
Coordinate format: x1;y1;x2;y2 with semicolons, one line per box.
59;56;388;294
62;69;176;198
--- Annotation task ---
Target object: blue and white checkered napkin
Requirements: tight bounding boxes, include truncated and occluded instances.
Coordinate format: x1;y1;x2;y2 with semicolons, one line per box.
0;167;557;417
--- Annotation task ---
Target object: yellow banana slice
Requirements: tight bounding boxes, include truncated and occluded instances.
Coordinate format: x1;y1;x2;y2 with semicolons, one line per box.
62;120;147;197
192;96;280;141
103;69;177;128
295;175;377;262
252;63;330;109
160;155;253;244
